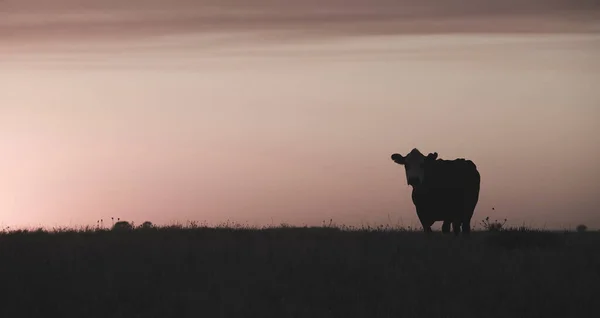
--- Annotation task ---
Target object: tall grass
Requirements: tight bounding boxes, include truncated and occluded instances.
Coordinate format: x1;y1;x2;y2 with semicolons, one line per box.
0;221;598;318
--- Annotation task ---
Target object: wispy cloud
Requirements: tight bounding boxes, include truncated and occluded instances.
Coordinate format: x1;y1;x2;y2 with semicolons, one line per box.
1;0;598;50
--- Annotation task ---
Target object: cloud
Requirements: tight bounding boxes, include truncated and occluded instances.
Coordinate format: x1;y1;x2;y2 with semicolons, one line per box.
1;0;598;47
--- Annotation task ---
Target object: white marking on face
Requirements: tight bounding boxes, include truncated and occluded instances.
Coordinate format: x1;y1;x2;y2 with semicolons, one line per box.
392;148;433;187
403;151;426;186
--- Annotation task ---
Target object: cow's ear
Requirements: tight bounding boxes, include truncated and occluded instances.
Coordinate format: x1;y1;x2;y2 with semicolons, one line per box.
427;152;438;160
391;153;405;165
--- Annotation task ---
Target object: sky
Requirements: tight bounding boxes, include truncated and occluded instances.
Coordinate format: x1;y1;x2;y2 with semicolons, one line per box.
1;1;599;230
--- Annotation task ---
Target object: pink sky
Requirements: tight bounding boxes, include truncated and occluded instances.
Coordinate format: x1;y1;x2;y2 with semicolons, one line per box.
1;1;599;230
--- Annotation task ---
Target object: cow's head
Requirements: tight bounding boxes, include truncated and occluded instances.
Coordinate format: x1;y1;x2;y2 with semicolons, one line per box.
391;148;438;187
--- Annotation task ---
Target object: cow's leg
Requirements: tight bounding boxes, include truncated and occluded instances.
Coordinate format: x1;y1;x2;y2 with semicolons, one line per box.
462;183;479;237
441;221;451;234
452;220;461;236
461;218;472;236
420;219;434;233
416;207;433;233
422;221;434;233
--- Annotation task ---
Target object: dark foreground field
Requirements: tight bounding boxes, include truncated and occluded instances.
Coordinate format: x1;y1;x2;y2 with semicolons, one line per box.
0;225;599;318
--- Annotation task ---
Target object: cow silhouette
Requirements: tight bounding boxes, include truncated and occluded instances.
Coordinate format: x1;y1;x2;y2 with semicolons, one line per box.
391;148;480;235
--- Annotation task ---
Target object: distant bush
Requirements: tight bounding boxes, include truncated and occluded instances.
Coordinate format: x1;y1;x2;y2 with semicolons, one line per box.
576;224;587;233
140;221;154;230
480;217;507;232
112;221;133;231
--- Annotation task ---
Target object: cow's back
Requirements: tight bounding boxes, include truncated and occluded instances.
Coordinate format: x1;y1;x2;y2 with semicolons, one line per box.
425;158;480;192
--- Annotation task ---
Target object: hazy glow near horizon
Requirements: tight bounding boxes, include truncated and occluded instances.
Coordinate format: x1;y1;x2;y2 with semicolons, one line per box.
1;2;599;230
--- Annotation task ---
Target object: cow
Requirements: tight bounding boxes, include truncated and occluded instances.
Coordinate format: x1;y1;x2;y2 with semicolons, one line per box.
390;148;480;236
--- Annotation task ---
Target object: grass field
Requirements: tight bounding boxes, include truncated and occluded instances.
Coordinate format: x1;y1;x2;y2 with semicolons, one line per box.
0;223;598;318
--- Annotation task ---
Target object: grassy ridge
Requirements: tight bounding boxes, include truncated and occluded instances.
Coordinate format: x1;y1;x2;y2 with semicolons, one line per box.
0;225;598;318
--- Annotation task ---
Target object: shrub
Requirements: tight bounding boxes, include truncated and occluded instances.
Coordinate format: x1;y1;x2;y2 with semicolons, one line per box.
140;221;154;229
112;221;133;231
480;217;507;232
576;224;587;233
